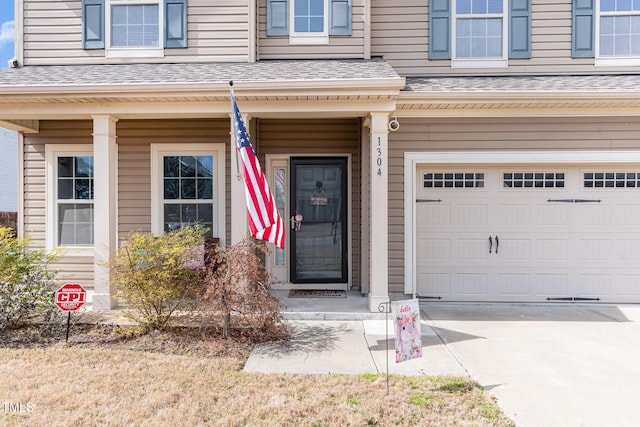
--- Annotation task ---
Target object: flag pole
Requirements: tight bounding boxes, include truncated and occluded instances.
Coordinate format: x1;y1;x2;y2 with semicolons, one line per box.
229;80;242;181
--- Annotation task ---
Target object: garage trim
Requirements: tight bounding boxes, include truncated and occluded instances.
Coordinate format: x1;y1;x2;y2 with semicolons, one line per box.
403;150;640;295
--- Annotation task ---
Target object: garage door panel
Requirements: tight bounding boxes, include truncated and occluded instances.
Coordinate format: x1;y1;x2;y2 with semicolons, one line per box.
578;239;613;261
497;204;531;226
454;273;488;296
535;204;569;226
417;237;450;261
453;204;489;226
417;272;451;296
496;238;531;260
614;275;640;297
618;239;640;260
536;239;569;261
498;273;531;297
615;205;640;225
573;274;613;297
533;274;569;298
573;204;612;226
456;238;491;261
417;204;451;226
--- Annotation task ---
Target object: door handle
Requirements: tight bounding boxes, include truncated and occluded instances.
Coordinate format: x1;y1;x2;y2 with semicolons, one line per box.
488;236;493;254
495;236;499;254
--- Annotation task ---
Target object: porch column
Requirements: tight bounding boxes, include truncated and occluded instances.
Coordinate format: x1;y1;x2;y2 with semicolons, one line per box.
368;113;390;311
92;115;118;310
230;113;249;244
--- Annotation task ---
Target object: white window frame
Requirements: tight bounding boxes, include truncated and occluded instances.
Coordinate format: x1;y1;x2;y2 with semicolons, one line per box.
290;0;329;45
150;143;226;242
452;0;508;68
105;0;164;58
595;0;640;67
45;144;95;256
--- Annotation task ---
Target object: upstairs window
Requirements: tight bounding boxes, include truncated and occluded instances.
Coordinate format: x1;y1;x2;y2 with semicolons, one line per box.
454;0;507;66
82;0;187;55
429;0;531;66
266;0;352;44
573;0;640;65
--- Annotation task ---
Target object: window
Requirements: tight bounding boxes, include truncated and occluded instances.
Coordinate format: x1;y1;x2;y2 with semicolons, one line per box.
584;171;640;188
597;0;640;64
423;172;485;188
453;0;507;66
151;144;225;240
266;0;352;43
503;172;565;189
573;0;640;65
46;145;94;254
82;0;187;54
429;0;531;65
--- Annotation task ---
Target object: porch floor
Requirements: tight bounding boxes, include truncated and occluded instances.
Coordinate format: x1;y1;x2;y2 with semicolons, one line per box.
273;289;388;320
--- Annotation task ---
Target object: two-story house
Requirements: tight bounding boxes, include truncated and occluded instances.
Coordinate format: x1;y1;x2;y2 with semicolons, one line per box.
0;0;639;311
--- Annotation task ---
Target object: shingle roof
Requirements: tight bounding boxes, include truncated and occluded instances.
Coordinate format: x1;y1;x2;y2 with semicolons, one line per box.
405;74;640;93
0;58;402;88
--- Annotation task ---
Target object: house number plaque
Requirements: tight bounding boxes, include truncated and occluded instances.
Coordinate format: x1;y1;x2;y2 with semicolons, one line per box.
377;137;383;176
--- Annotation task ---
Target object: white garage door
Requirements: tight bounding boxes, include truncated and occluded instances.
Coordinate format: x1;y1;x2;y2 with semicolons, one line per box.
415;166;640;302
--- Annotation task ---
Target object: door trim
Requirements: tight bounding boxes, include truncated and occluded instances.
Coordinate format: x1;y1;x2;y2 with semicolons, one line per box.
404;150;640;296
266;154;352;289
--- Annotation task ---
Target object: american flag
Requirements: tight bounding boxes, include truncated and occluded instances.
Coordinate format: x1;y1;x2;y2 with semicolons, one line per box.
231;90;286;249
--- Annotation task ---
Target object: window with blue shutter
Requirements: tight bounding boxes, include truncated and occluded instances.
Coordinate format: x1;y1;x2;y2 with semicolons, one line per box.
267;0;352;39
82;0;187;52
83;0;105;49
572;0;595;58
429;0;531;64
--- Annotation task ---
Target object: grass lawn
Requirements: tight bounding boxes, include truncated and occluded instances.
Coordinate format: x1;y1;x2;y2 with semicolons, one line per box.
0;324;514;426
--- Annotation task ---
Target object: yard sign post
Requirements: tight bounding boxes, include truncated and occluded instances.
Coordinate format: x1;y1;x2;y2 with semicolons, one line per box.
55;283;87;342
378;301;391;395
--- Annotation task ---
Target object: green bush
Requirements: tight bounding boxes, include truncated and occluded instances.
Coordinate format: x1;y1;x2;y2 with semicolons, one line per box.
110;227;207;332
0;227;60;330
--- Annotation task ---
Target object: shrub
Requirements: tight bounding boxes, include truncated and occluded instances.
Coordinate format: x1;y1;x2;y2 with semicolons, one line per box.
0;227;60;330
199;237;289;341
110;227;207;332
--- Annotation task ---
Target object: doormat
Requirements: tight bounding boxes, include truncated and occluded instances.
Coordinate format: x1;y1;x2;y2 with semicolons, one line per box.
288;290;347;298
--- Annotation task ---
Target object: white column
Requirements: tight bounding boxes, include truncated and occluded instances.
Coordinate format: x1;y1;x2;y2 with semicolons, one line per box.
368;113;390;311
92;115;118;310
230;113;249;244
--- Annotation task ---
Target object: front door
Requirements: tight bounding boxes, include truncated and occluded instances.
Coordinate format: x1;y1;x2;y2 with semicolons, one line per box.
290;157;348;283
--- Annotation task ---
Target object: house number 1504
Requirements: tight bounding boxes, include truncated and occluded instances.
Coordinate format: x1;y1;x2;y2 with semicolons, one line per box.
376;137;382;176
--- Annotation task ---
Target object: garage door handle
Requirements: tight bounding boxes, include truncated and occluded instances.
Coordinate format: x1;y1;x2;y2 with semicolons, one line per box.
495;236;499;254
488;236;493;253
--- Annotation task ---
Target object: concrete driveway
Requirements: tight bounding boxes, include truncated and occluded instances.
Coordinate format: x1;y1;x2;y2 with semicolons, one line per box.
422;304;640;427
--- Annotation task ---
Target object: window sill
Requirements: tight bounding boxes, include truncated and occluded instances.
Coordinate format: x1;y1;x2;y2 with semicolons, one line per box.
106;48;164;58
54;246;95;257
595;57;640;67
452;59;508;69
289;35;329;45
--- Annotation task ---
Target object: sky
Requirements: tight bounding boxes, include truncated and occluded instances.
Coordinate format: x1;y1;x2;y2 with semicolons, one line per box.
0;1;15;69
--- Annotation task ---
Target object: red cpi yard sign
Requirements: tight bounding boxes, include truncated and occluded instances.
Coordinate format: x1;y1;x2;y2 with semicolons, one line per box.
55;283;87;311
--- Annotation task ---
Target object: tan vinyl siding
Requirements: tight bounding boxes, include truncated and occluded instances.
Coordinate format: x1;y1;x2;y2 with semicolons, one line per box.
23;120;95;288
257;0;366;60
371;0;625;77
256;118;362;288
117;119;231;244
387;116;640;292
22;0;249;66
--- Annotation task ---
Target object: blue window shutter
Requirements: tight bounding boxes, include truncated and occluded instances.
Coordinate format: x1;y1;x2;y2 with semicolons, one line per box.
429;0;450;60
82;0;104;49
165;0;187;48
330;0;352;36
267;0;289;36
509;0;531;58
572;0;595;57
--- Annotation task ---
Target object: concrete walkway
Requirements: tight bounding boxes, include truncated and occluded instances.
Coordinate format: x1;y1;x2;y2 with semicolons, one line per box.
245;302;640;427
